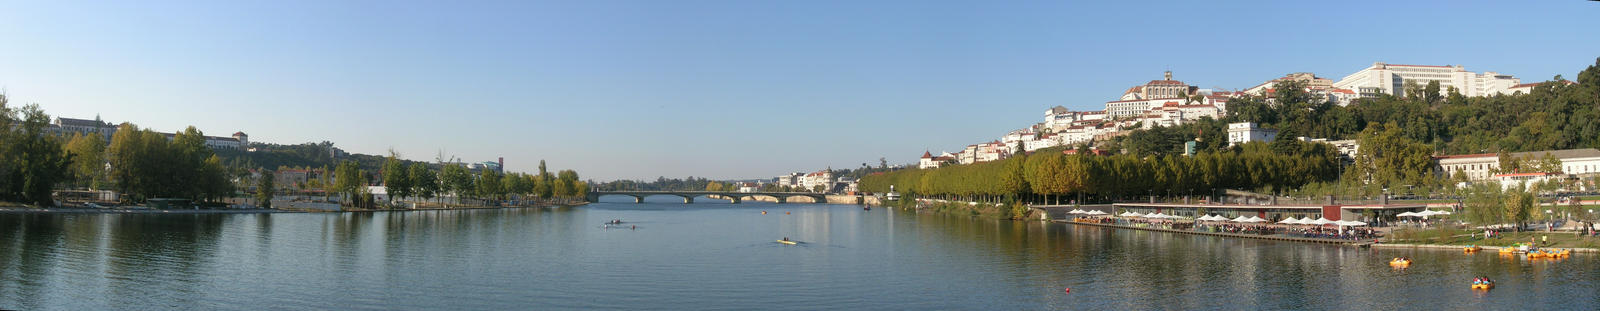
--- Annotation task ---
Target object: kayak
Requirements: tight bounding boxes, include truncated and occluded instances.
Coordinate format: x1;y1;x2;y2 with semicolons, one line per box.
777;240;798;245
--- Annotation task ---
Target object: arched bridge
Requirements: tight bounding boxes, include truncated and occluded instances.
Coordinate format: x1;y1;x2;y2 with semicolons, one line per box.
586;191;827;204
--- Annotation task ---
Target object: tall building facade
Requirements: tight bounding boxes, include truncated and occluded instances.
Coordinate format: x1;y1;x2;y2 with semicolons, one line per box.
1333;62;1520;98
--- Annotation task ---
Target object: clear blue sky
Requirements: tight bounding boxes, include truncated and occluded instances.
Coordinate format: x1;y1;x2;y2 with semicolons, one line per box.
2;1;1596;181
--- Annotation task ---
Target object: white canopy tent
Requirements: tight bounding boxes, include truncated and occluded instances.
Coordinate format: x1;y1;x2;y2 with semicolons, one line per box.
1308;217;1335;225
1396;212;1422;217
1085;210;1107;216
1277;217;1301;224
1230;216;1252;223
1335;220;1368;226
1246;216;1268;223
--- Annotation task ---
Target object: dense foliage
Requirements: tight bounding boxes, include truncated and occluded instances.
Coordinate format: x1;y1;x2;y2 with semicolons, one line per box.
107;124;234;203
859;140;1340;204
0;97;73;206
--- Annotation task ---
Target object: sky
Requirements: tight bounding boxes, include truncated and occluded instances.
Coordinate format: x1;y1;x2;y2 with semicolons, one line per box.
2;1;1597;181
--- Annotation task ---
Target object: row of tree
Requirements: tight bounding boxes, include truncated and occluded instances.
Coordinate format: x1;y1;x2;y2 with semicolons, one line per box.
104;124;234;202
361;158;589;207
859;140;1341;204
0;97;72;206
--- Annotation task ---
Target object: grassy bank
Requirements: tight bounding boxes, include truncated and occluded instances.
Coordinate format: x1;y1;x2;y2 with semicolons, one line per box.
1388;227;1600;249
894;198;1030;220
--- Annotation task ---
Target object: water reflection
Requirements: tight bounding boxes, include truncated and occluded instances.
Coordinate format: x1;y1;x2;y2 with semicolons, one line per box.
2;205;1599;310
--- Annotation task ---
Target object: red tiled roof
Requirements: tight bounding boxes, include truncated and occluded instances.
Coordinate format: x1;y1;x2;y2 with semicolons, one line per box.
1434;153;1496;159
921;151;933;158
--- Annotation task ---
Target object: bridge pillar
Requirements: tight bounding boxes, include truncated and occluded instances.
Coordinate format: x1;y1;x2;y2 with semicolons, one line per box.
683;197;694;204
776;197;787;204
633;196;644;204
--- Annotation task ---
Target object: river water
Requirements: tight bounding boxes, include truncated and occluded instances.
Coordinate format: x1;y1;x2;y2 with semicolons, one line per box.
2;197;1598;310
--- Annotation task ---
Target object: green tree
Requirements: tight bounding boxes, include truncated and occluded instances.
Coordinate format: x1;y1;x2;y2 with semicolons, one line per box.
382;154;411;204
256;170;275;208
441;164;474;201
334;160;364;205
410;163;439;204
477;169;503;202
0;102;73;206
536;160;553;199
1505;185;1535;231
64;132;107;189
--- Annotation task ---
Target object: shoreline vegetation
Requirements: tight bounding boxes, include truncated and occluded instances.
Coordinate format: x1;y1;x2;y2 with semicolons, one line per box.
0;200;588;214
0;94;592;212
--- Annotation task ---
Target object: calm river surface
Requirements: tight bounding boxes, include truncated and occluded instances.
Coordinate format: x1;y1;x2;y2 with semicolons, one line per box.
4;197;1600;310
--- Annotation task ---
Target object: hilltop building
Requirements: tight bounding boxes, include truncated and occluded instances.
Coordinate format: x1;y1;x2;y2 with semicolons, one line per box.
1226;122;1277;147
1333;62;1520;98
919;151;957;169
51;117;117;139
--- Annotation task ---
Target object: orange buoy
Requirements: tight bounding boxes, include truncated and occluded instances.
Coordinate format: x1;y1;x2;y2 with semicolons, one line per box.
762;211;767;215
1063;288;1070;293
786;212;790;215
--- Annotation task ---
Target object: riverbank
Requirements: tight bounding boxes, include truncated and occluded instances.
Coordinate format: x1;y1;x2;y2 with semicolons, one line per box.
1055;219;1367;245
0;201;587;214
1383;228;1600;250
0;206;296;214
889;198;1029;219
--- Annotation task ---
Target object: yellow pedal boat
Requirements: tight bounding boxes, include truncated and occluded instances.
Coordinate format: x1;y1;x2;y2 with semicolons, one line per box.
777;240;798;245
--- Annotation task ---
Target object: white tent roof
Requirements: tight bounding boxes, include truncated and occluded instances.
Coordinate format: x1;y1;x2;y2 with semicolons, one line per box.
1201;215;1222;221
1396;212;1421;217
1278;217;1301;224
1335;220;1368;226
1309;217;1335;225
1231;216;1251;222
1430;210;1452;215
1246;216;1268;223
1067;209;1084;214
1085;210;1107;215
1122;212;1143;217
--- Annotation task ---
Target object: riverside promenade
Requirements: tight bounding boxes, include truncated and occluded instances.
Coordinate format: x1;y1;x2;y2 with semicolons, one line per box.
1055;219;1373;246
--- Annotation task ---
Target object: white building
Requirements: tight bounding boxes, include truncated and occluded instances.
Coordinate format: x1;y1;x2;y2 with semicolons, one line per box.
775;173;804;188
1226;122;1277;147
1024;133;1062;152
1333;62;1520;98
919;151;957;169
1500;80;1577;96
801;170;834;192
51;117;117;139
1495;173;1564;191
1105;71;1198;119
1436;149;1600;182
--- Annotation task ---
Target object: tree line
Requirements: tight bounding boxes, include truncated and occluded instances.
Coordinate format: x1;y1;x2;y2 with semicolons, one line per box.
0;97;72;206
859;140;1341;204
320;158;591;208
